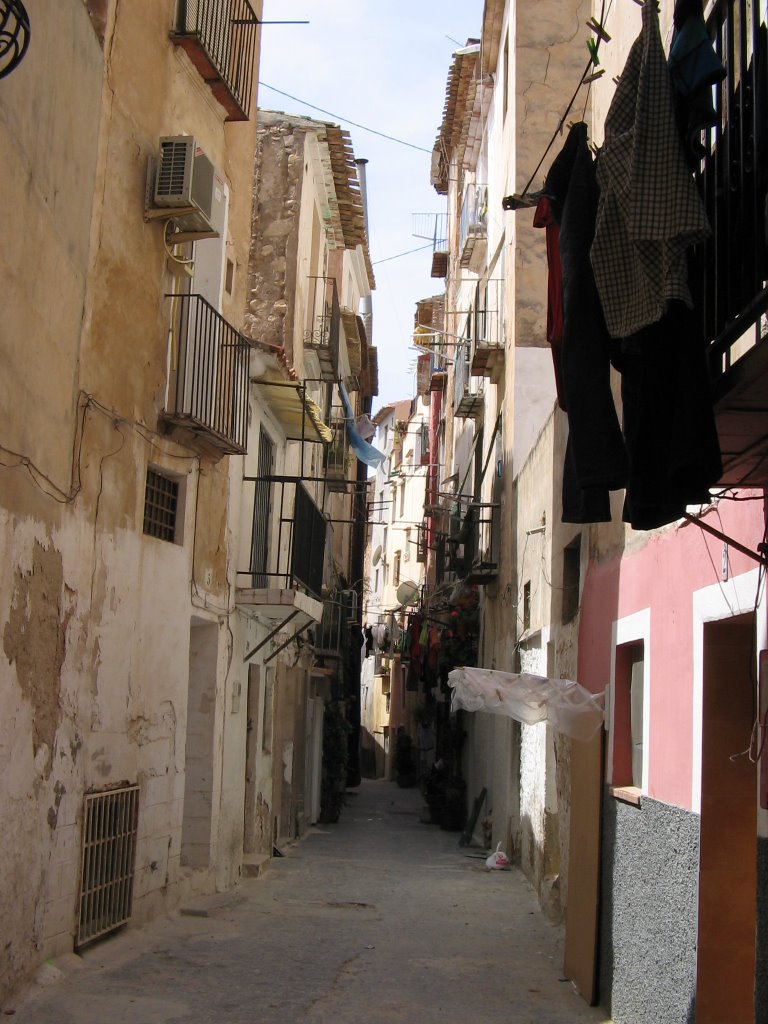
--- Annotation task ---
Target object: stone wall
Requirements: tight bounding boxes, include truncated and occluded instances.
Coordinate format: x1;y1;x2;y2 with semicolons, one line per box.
600;795;700;1024
246;112;307;353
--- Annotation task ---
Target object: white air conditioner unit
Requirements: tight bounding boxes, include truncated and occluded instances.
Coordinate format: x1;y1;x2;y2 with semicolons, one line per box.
152;136;226;239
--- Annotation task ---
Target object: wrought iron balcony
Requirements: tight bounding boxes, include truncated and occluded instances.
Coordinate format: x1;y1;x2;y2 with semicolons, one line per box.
463;502;501;584
459;184;488;270
696;0;768;485
324;416;350;492
238;475;327;599
164;293;250;454
413;211;449;277
304;276;341;382
470;280;505;377
312;590;357;659
434;501;500;586
0;0;30;79
171;0;259;121
453;340;484;419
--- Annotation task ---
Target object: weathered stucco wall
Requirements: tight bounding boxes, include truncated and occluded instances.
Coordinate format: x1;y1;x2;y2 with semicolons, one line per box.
0;1;103;487
1;0;261;1001
0;438;197;992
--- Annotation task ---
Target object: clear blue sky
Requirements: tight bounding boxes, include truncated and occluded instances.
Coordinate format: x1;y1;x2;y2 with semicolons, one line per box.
258;1;484;412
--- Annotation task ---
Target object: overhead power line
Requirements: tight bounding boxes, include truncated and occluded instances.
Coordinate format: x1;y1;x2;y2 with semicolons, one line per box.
258;82;432;154
373;243;434;266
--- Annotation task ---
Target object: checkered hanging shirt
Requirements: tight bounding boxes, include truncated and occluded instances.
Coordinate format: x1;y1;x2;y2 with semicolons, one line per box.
590;0;710;338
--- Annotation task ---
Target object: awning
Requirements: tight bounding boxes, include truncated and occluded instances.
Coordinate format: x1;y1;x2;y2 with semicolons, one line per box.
253;381;332;444
448;667;604;741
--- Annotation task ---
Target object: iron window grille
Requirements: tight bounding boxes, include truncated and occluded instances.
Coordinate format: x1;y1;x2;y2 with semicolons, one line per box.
77;785;139;948
143;468;179;542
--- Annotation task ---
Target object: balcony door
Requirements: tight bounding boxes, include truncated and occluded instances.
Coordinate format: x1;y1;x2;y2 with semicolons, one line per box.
251;428;275;588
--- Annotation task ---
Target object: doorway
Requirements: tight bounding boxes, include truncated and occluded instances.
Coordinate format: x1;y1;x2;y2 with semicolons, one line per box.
696;614;757;1022
243;664;261;855
181;619;218;868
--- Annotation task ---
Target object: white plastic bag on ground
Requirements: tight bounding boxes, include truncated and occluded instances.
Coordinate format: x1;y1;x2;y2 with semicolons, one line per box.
485;842;510;870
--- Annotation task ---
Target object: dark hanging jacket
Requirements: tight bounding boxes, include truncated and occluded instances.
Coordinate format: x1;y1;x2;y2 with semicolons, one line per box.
542;121;628;523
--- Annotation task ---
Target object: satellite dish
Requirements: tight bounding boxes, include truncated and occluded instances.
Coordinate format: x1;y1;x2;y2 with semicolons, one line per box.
372;544;382;566
396;580;420;606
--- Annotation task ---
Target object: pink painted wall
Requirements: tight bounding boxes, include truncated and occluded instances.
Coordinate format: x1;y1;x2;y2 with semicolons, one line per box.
578;496;766;810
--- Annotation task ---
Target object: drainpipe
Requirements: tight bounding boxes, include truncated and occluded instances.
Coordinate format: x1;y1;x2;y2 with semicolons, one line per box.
355;158;373;366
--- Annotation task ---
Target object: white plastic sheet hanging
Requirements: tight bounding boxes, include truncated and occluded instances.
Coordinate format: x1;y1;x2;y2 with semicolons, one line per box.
447;667;605;741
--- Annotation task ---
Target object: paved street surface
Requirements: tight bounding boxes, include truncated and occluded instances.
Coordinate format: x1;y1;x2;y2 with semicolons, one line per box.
12;780;611;1024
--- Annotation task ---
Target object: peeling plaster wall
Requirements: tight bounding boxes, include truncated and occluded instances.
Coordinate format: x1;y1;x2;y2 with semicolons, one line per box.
1;0;261;1001
0;460;195;994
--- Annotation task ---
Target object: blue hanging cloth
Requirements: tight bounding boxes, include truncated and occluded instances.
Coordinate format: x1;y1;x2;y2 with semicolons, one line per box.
339;381;386;470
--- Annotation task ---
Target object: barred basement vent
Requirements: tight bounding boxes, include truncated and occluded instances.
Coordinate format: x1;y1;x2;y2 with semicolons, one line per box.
77;785;139;948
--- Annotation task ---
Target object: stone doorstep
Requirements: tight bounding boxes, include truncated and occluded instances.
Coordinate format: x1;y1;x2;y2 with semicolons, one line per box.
241;853;271;879
179;891;245;918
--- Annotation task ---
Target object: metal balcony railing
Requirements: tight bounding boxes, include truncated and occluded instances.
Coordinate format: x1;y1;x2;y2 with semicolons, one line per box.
412;212;449;278
694;2;768;483
453;340;484;419
470;279;505;376
313;590;358;658
0;0;30;79
304;277;341;382
171;0;259;121
698;1;767;374
239;476;327;598
434;500;499;585
324;416;350;491
412;212;448;252
459;184;488;268
463;502;501;584
165;293;250;454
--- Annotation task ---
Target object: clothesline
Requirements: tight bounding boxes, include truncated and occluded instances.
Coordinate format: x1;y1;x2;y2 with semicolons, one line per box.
501;0;658;211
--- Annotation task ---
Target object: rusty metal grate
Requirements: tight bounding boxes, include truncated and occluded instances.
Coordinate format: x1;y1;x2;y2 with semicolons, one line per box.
77;785;139;948
143;468;179;542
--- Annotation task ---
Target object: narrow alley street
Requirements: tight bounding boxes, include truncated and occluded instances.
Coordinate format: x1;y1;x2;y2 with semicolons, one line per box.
13;780;610;1024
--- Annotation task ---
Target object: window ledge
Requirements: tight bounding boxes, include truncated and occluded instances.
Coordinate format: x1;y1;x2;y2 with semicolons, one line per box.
609;785;642;807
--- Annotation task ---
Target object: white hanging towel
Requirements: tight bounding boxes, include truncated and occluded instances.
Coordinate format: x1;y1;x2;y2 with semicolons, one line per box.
447;666;604;742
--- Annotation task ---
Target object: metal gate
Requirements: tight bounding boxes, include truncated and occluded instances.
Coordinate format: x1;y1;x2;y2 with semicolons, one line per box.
77;785;139;947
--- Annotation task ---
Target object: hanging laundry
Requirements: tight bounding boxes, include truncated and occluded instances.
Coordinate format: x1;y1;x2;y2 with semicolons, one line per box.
538;122;628;523
339;381;385;469
355;413;376;441
617;286;722;530
668;0;726;168
532;196;566;409
590;0;710;338
372;622;388;650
